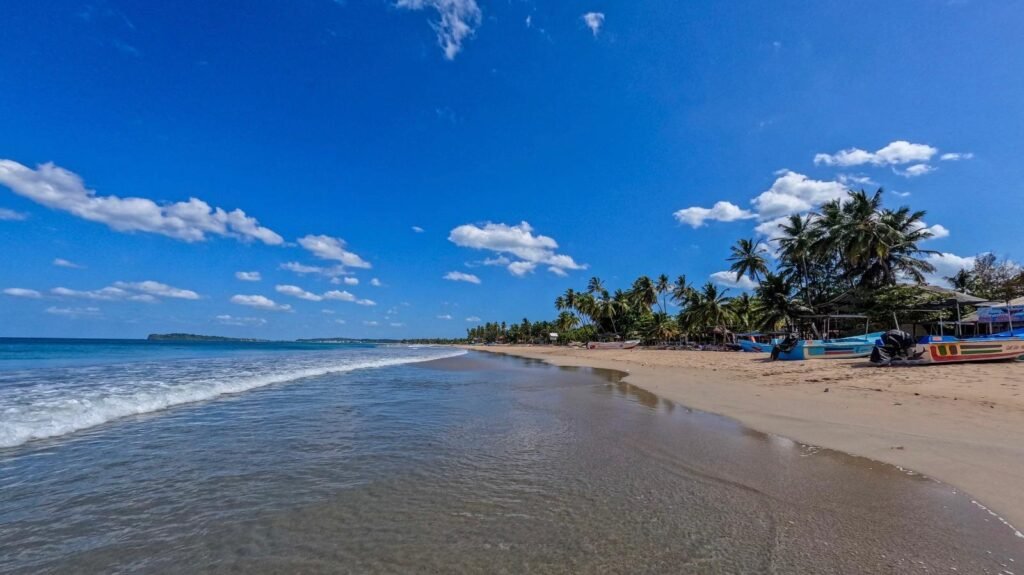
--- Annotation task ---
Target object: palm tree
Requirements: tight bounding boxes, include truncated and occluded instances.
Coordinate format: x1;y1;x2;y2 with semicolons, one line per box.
671;275;694;308
755;272;809;331
678;282;734;342
727;238;769;283
646;311;679;344
776;213;816;303
654;274;671;313
946;268;976;294
629;275;657;312
556;310;580;334
727;293;759;333
587;276;605;295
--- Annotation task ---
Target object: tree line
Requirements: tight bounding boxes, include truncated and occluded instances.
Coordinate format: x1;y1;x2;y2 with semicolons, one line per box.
466;190;1024;344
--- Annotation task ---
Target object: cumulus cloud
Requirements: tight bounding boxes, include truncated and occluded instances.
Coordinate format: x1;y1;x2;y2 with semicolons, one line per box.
343;277;359;285
235;271;261;282
216;314;266;326
923;252;976;285
45;306;101;318
922;223;950;240
395;0;482;60
0;207;28;221
0;160;283;244
673;201;755;228
582;12;604;35
750;170;848;219
113;280;199;300
3;288;42;298
323;290;355;302
370;278;383;287
814;141;938;167
230;294;292;312
297;234;371;269
895;164;935;178
709;271;758;290
444;271;481;284
448;221;586;276
276;284;323;301
53;258;84;269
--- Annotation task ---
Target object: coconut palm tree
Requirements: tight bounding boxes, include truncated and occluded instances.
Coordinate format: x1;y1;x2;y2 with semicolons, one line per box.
587;276;605;295
646;311;679;344
755;272;809;331
678;282;734;341
629;275;658;312
727;238;770;283
556;310;580;334
727;293;759;333
654;274;671;313
671;275;695;308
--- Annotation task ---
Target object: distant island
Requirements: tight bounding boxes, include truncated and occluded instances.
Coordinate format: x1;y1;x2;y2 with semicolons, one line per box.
147;333;270;342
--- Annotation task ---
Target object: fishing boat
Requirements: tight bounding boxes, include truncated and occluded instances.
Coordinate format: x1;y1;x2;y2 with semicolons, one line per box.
587;340;640;350
735;333;779;353
871;331;1024;366
769;314;882;361
771;333;881;361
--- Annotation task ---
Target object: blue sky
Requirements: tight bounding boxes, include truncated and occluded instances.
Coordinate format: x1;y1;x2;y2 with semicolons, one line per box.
2;0;1023;339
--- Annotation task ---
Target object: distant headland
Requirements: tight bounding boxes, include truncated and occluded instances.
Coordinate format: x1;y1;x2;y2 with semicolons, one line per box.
146;333;269;342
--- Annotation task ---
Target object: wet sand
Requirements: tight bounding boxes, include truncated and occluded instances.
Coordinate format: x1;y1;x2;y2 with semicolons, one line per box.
465;345;1024;534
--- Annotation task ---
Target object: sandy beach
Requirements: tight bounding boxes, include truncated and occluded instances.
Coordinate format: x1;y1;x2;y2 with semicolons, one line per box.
467;345;1024;532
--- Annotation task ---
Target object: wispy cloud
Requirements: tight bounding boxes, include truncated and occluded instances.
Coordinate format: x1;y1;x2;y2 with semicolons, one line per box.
411;225;425;233
216;314;266;326
395;0;482;60
444;271;481;284
45;306;101;318
582;12;605;36
3;288;42;298
297;234;371;269
53;258;84;269
0;160;283;244
465;315;481;322
276;284;323;301
0;207;28;221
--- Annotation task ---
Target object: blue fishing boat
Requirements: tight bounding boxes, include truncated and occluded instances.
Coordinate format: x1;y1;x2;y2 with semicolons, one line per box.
735;333;782;353
770;315;882;361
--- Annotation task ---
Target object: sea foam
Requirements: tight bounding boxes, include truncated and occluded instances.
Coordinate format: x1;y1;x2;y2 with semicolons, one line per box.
0;347;466;448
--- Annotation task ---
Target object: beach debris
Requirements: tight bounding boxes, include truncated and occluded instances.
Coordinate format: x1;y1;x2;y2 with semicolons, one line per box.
890;445;904;450
823;387;829;392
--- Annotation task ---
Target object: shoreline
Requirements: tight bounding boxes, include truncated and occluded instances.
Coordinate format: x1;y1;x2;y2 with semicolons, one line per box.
464;344;1024;534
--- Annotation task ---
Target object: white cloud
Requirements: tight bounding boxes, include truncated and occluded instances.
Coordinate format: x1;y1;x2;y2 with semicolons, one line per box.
323;290;355;302
892;190;912;197
923;252;976;285
335;319;347;324
342;277;359;285
370;278;383;287
940;152;974;161
923;223;950;240
52;286;157;303
321;309;336;314
411;225;424;233
45;306;100;318
895;164;935;178
465;315;481;322
548;266;568;277
673;201;756;228
363;320;379;326
230;294;292;312
276;284;323;301
814;140;937;167
113;280;199;300
356;298;376;306
390;322;404;327
508;261;537;277
0;160;283;244
235;271;261;281
709;271;758;290
448;221;586;276
750;170;847;219
444;271;481;284
3;288;42;298
0;208;28;221
482;256;511;266
395;0;482;60
582;12;605;35
216;314;266;326
280;261;325;275
53;258;84;269
437;314;452;319
297;234;371;269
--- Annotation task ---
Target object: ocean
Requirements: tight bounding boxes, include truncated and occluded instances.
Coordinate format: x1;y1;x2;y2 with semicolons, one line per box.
0;339;1019;573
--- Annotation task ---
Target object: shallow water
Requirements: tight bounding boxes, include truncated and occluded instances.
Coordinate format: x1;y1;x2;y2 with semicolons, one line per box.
0;345;1020;573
